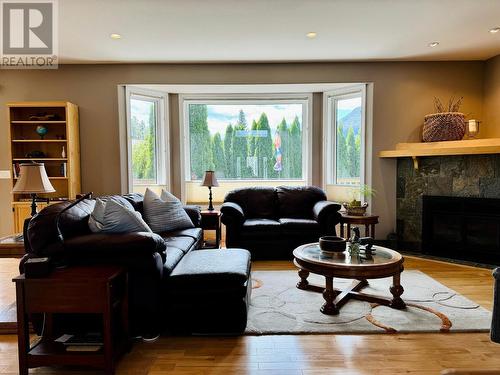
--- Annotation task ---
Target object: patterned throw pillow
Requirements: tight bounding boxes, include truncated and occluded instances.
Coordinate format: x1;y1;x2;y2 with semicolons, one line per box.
88;198;106;232
88;198;151;233
143;188;194;233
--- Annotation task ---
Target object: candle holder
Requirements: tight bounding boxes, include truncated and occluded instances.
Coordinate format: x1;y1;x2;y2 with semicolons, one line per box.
467;119;481;139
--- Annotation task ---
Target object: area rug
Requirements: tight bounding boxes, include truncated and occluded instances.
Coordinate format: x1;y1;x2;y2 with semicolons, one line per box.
246;270;492;334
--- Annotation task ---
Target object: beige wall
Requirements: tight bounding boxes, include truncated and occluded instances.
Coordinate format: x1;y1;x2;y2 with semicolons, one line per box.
0;61;485;239
484;54;500;137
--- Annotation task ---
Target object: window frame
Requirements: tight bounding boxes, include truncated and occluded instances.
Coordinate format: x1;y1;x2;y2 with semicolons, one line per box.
124;87;170;191
323;84;367;188
179;93;313;187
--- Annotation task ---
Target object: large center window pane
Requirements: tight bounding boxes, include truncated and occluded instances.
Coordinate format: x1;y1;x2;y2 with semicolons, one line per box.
188;103;303;180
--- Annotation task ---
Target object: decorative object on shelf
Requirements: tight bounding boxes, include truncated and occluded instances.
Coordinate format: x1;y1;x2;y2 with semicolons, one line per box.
347;227;361;256
12;163;55;216
423;96;466;142
25;150;46;158
61;146;66;158
319;236;347;253
343;184;376;216
359;236;375;257
29;112;59;121
344;202;368;216
466;119;481;138
35;125;48;139
200;170;219;211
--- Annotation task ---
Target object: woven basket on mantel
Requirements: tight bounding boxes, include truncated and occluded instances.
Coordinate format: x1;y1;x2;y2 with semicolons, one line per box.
422;112;466;142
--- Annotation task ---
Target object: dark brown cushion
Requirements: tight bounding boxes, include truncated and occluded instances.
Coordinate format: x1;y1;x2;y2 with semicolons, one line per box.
242;219;280;232
276;186;327;219
162;236;195;254
224;187;277;219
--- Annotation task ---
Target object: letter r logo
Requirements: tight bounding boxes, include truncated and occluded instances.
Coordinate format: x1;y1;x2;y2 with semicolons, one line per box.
2;1;53;54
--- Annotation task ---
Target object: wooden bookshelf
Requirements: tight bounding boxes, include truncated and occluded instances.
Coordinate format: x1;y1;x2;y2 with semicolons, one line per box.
7;101;81;232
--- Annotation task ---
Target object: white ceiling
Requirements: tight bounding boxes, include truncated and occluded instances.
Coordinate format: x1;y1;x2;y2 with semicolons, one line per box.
59;0;500;63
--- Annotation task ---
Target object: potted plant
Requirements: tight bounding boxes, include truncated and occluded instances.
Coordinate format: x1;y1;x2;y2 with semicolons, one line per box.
343;184;376;216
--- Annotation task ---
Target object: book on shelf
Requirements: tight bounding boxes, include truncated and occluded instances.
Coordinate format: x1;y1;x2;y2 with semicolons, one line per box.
55;332;103;347
60;162;67;177
65;345;102;352
12;163;20;178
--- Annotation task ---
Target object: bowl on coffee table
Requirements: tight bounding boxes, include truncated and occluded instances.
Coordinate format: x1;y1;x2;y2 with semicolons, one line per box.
319;236;347;253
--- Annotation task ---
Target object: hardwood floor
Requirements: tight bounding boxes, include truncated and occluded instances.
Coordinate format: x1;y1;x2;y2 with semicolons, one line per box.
0;258;19;333
0;256;498;374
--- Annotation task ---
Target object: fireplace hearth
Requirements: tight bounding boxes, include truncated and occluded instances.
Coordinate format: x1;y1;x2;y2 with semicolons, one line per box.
422;195;500;265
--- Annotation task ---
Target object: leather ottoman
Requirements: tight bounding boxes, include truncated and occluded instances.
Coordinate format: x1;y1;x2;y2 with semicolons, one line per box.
166;248;251;334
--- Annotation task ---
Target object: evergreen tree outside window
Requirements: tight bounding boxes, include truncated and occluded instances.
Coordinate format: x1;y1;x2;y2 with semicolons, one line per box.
125;89;169;192
328;91;364;186
336;96;362;185
130;97;158;185
185;102;306;181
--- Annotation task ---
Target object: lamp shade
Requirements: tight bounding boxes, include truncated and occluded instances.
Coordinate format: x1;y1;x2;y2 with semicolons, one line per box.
12;163;55;194
200;170;219;187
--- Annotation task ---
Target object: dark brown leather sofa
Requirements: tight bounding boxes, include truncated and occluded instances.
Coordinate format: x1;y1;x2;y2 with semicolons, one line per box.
221;186;342;259
20;193;251;337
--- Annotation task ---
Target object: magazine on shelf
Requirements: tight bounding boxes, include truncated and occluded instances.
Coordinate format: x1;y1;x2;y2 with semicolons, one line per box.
55;332;103;347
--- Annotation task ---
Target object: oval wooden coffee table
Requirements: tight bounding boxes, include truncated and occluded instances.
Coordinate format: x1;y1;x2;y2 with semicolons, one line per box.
293;243;405;315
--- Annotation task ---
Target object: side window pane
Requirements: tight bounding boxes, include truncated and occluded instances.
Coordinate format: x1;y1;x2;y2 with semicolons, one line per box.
187;103;303;180
335;96;362;185
130;97;158;185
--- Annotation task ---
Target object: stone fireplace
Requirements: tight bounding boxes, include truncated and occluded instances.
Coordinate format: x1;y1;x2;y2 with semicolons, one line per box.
396;154;500;259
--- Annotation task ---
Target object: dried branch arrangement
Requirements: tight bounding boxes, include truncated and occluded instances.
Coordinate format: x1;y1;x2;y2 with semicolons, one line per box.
433;96;463;113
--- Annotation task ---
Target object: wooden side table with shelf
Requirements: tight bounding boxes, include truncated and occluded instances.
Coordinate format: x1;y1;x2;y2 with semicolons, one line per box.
13;266;130;375
200;210;221;249
339;213;379;239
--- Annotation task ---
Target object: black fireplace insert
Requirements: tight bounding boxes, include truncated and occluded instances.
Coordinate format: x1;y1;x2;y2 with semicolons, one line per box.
422;195;500;265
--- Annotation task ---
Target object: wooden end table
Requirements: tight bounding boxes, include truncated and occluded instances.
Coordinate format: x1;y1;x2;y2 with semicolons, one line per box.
339;213;379;238
293;243;405;315
13;266;130;375
0;234;25;258
201;210;221;249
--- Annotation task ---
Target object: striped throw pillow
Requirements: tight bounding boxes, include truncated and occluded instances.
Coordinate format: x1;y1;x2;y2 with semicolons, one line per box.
143;188;194;233
88;197;151;233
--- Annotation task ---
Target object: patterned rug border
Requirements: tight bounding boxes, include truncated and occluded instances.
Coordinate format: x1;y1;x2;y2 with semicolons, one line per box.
245;269;492;336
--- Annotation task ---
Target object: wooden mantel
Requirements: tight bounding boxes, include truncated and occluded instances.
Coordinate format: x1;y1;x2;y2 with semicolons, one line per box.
379;138;500;169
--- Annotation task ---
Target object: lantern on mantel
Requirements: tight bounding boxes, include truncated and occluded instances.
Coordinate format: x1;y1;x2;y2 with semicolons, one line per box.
467;119;481;139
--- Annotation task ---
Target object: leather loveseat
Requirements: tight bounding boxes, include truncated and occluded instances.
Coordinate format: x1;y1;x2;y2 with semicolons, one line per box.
221;186;342;259
20;193;251;337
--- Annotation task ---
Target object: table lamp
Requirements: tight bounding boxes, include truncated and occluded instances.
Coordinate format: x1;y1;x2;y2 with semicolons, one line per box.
200;170;219;211
12;163;55;216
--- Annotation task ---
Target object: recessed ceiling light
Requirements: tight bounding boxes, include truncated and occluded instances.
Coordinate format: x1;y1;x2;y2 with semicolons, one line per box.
110;33;122;40
428;41;439;47
306;32;317;39
489;27;500;34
